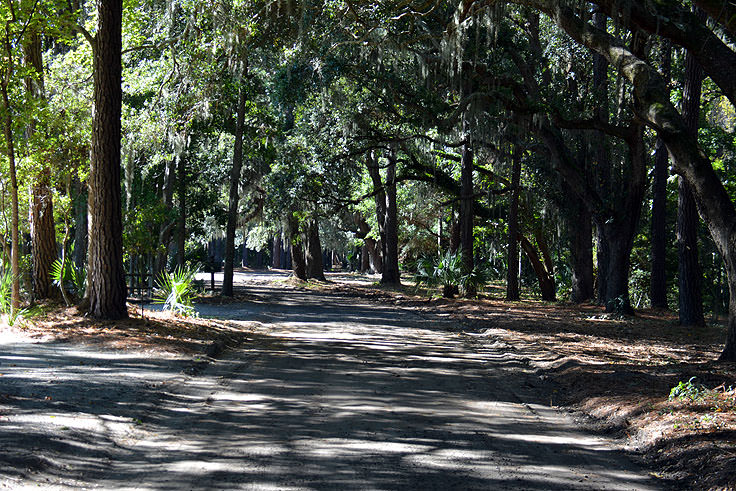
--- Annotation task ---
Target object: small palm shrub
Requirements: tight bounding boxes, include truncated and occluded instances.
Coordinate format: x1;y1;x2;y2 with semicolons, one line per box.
154;266;198;317
51;259;86;298
414;249;463;297
0;268;12;314
414;249;491;297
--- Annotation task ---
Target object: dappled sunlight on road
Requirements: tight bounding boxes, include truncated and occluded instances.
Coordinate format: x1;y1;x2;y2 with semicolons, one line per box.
0;281;656;489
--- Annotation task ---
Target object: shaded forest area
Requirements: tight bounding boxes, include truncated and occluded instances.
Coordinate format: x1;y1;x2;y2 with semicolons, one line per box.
2;1;736;367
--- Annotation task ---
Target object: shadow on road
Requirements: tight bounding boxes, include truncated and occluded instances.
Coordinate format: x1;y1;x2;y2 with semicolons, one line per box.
0;282;656;489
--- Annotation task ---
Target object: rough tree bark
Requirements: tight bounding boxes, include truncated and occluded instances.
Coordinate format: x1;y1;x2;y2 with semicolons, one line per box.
354;213;382;274
677;17;706;326
366;148;400;284
650;41;672;309
518;233;555;301
287;213;306;280
568;182;594;303
506;149;521;301
222;86;247;296
87;0;127;319
304;219;325;280
0;29;19;312
382;149;400;284
592;10;610;306
460;124;475;297
30;169;56;300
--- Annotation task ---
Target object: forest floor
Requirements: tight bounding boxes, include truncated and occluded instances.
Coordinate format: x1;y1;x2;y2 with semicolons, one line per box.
0;269;734;489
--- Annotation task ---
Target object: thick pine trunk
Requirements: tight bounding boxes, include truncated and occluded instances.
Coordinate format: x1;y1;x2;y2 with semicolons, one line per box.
305;219;325;280
460;135;475;296
677;23;706;326
506;150;521;301
222;87;247;296
381;150;400;284
650;42;672;309
87;0;127;319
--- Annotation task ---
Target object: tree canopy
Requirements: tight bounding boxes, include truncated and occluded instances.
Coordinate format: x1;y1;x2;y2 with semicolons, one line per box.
2;0;736;359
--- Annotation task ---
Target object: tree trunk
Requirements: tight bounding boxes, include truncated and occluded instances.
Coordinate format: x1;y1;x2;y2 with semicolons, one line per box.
604;229;634;313
272;233;282;269
176;153;186;268
450;208;460;253
650;41;672;309
382;149;400;284
222;86;247;296
287;213;306;280
72;178;88;271
677;20;706;326
305;219;325;280
23;32;56;301
360;244;369;273
366;150;386;275
570;204;594;303
602;125;648;314
506;150;521;301
87;0;127;319
353;213;382;274
530;0;736;359
518;233;555;301
30;169;56;300
592;11;611;306
460;131;475;296
154;156;177;277
1;78;20;312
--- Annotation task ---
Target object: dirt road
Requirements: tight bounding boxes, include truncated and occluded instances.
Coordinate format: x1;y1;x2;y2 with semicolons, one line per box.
1;273;657;489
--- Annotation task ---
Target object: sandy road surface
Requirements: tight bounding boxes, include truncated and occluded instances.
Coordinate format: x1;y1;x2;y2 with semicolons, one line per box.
1;272;658;489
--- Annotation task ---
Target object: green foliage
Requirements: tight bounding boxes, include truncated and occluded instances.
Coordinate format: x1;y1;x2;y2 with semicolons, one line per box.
154;266;199;318
414;249;464;297
414;249;491;297
669;377;705;402
0;268;12;314
51;258;86;297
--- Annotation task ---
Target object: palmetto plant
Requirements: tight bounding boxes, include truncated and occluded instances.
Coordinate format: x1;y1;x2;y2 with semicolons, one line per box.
154;266;198;317
51;259;86;297
0;268;12;314
414;249;464;297
414;249;491;297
